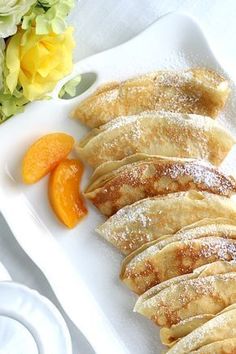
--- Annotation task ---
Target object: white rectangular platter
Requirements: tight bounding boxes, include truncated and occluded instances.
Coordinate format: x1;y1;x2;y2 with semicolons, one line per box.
1;13;236;354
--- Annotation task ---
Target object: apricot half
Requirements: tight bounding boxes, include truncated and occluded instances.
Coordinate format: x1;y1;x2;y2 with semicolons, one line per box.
22;133;74;184
49;159;87;228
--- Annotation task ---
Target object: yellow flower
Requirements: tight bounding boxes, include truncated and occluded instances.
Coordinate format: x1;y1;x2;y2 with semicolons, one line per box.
6;26;75;101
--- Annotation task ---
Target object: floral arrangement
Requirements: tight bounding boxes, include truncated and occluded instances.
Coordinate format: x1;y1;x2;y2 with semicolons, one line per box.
0;0;75;123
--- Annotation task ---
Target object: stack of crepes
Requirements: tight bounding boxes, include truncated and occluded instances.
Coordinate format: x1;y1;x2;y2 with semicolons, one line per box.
73;68;236;353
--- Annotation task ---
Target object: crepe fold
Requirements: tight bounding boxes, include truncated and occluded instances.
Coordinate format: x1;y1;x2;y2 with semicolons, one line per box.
72;68;230;128
160;262;236;347
97;191;236;255
166;303;236;353
85;154;236;216
134;261;236;329
121;222;236;294
76;111;235;168
160;314;215;347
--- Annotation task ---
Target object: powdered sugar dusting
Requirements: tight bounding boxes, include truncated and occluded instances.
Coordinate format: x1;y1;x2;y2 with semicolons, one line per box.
86;50;236;351
107;200;154;251
126;224;236;273
114;198;153;227
156;70;193;85
163;51;236;164
143;272;236;310
198;237;236;260
103;114;141;131
163;159;236;194
98;191;236;254
98;89;119;104
94;110;227;166
177;223;236;238
168;305;236;354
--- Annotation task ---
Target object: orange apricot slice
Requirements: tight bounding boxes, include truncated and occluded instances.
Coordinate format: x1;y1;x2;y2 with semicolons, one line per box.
22;133;74;184
49;159;87;228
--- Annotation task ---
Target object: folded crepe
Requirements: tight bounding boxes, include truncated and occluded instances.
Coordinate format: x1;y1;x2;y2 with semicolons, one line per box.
161;280;236;346
76;111;235;168
121;223;236;294
97;191;236;254
85;154;236;216
167;303;236;353
160;314;215;347
134;261;236;328
72;68;230;128
135;260;236;301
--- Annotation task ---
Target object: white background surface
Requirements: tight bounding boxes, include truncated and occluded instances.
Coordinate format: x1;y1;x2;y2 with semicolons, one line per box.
1;1;236;353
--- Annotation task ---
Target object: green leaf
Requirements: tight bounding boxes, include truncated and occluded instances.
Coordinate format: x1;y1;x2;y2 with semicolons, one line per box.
0;87;29;123
22;0;75;35
59;75;81;98
0;39;5;91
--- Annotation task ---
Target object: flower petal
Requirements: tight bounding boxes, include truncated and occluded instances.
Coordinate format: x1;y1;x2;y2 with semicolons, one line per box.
5;31;21;93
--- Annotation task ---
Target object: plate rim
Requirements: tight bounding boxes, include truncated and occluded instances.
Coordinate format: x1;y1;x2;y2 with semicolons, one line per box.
0;281;72;354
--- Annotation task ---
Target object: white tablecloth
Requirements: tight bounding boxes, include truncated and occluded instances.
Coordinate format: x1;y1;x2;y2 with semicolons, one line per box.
1;1;236;353
71;0;236;64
